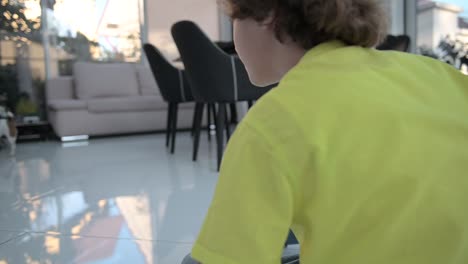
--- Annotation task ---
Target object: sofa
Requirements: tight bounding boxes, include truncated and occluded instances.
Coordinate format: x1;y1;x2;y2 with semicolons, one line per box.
46;62;195;140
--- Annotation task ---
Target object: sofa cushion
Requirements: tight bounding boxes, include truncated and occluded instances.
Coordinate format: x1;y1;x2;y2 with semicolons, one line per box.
48;100;87;111
74;62;140;99
136;66;160;96
87;96;168;113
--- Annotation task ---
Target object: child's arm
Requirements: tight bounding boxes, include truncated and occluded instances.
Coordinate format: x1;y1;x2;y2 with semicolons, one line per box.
191;121;294;264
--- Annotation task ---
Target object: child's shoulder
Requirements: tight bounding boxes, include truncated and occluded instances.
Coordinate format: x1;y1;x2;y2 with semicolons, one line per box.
241;87;306;139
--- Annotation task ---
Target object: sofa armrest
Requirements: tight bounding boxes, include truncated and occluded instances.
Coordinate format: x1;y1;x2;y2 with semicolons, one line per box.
46;77;75;102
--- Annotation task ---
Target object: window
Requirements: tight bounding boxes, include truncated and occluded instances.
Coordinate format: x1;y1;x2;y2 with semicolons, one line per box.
145;0;222;62
0;0;46;121
417;0;468;74
46;0;144;77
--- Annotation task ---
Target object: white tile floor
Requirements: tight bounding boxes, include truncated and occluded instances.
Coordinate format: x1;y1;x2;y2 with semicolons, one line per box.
0;133;220;264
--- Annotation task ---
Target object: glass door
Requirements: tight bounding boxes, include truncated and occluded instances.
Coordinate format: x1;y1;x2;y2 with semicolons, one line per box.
45;0;144;78
1;0;46;122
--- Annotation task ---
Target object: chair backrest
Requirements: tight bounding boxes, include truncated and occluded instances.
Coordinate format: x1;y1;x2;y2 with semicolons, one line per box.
376;35;411;52
143;43;193;103
171;20;271;103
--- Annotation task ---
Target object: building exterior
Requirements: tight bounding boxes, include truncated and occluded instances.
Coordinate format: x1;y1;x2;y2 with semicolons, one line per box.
457;17;468;43
418;0;468;49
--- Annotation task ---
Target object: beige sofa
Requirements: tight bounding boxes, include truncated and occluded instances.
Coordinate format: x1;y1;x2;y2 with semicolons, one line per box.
46;62;194;140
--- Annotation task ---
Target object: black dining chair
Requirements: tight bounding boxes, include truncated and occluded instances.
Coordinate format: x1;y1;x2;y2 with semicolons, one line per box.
143;43;200;154
171;21;274;170
376;35;411;52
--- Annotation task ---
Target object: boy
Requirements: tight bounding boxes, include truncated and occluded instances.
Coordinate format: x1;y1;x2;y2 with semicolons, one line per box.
188;0;468;263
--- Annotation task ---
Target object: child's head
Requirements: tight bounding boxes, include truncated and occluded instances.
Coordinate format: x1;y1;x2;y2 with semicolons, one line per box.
222;0;388;86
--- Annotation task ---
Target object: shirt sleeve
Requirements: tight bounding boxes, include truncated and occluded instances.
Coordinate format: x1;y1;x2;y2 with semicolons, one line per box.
191;121;295;264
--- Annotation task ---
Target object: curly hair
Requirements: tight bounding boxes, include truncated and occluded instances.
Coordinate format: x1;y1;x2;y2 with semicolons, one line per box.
221;0;388;49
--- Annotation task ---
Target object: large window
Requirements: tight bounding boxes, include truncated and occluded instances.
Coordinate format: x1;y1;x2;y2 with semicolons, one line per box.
380;0;418;52
1;0;46;122
0;0;227;125
0;0;145;124
146;0;223;62
417;0;468;74
46;0;144;77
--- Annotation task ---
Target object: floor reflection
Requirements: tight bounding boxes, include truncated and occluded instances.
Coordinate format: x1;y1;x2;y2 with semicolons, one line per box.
1;232;153;264
0;134;218;263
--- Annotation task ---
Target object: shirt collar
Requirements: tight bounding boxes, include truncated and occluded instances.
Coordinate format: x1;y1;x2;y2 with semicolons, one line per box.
300;41;348;63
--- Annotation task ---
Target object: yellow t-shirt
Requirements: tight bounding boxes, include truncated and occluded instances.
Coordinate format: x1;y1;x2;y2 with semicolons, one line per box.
192;42;468;264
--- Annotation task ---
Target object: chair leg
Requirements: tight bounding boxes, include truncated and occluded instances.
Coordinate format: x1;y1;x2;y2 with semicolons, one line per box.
207;104;212;142
191;103;197;137
229;103;238;124
225;106;231;140
170;103;179;154
210;103;217;127
216;103;226;171
191;122;195;137
166;103;174;148
192;103;205;161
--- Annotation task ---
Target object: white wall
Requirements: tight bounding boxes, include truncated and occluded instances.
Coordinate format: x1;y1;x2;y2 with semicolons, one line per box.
218;11;233;42
417;3;463;50
459;29;468;43
418;8;435;48
145;0;220;61
433;7;460;46
380;0;406;35
391;0;406;35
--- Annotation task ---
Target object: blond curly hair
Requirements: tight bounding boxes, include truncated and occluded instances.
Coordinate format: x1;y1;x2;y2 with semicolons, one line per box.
222;0;388;49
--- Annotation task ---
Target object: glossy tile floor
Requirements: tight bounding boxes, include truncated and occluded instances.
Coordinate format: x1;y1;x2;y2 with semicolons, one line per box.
0;133;221;264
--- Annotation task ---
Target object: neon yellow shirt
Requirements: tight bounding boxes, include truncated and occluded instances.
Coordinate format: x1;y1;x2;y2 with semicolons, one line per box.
192;42;468;264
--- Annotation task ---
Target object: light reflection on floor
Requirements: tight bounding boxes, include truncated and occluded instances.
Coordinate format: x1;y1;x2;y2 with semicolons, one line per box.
0;133;219;264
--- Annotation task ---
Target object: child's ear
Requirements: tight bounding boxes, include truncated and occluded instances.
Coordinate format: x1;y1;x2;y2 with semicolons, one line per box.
259;12;275;30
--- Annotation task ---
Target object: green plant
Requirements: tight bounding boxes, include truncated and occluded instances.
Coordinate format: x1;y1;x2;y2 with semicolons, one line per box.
0;64;19;112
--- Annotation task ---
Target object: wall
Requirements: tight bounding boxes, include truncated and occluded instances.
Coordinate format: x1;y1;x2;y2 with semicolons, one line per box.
418;8;435;48
145;0;220;61
380;0;411;35
433;6;461;46
218;11;233;42
417;2;463;50
458;29;468;43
